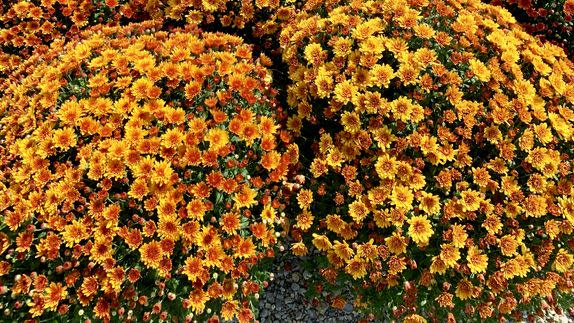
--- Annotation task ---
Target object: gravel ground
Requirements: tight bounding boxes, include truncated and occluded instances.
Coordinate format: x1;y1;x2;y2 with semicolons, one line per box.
257;247;367;323
534;310;573;323
256;248;574;323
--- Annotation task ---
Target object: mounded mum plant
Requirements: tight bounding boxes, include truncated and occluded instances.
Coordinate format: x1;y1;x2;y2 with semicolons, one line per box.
0;21;298;322
280;0;574;320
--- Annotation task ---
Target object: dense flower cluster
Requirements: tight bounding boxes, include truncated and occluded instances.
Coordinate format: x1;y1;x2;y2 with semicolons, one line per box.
0;0;284;59
0;0;292;93
2;0;574;322
280;0;574;320
0;21;298;322
0;0;123;78
488;0;574;57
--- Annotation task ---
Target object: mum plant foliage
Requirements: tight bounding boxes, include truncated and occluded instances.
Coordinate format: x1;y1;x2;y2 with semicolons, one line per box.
0;21;298;322
280;0;574;320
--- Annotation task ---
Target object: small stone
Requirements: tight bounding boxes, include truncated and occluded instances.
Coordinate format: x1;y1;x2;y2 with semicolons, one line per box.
343;303;354;313
292;272;300;282
292;283;300;291
308;311;317;320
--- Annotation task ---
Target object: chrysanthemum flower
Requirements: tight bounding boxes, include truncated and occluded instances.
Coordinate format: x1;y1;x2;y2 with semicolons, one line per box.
187;288;210;314
233;185;258;209
295;210;314;231
467;246;488;274
348;199;369;223
455;279;478;300
42;283;67;311
90;239;113;264
296;189;313;210
312;234;332;251
345;257;367;279
418;192;440;215
61;220;88;247
205;127;229;152
407;215;433;246
291;241;308;256
234;238;256;259
333;80;357;105
553;249;574;273
385;231;408;255
221;300;239;321
459;189;482;212
390;185;414;210
52;128;77;150
80;277;99;298
139;241;164;269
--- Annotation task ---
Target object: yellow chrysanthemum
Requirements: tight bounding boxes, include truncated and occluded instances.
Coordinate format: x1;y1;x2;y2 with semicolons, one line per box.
334;80;358;105
390;185;414;210
407;215;433;245
553;249;574;273
345;256;367;279
467;246;488;274
418;192;440;215
233;185;258;209
205;127;229;152
348;199;369;223
468;58;491;82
